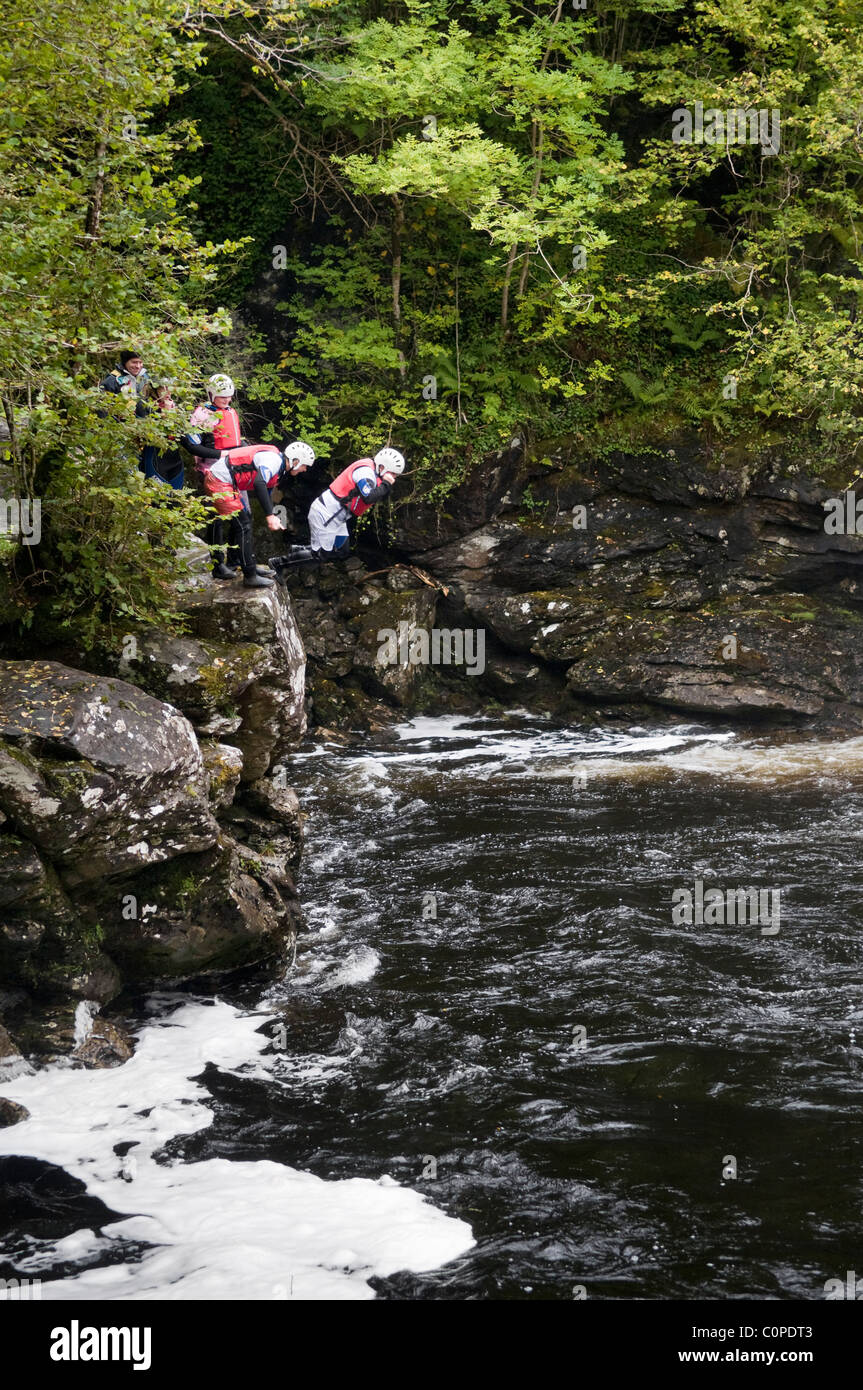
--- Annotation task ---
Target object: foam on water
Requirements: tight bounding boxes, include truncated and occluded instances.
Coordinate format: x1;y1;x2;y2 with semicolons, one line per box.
0;999;473;1300
385;716;863;787
554;734;863;784
8;713;860;1302
320;946;382;991
382;716;735;776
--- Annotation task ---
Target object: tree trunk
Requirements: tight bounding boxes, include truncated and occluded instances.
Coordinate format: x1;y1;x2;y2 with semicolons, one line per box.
502;1;562;328
85;137;108;240
2;395;21;494
391;195;407;377
517;126;545;299
500;243;519;335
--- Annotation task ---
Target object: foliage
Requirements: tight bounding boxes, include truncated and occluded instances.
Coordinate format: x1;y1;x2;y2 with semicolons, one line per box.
171;0;863;499
0;0;239;645
5;0;863;652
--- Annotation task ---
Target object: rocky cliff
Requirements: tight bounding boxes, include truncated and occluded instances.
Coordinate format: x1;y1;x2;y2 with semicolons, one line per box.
261;441;863;733
0;581;307;1073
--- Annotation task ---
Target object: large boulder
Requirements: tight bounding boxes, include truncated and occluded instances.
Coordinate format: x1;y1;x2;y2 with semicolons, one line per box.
96;838;297;981
349;584;439;706
562;592;861;721
178;582;306;781
117;629;256;737
0;662;217;885
0;833;121;1005
0;657;303;1058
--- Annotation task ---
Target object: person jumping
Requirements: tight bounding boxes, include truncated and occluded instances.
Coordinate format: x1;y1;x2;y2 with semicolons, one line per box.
270;447;405;570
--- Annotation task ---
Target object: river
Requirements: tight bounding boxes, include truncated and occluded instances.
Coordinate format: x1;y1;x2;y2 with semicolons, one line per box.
2;715;862;1299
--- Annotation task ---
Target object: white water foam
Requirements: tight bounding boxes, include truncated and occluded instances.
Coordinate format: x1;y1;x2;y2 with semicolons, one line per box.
555;735;863;784
319;946;382;991
386;716;863;787
0;998;473;1300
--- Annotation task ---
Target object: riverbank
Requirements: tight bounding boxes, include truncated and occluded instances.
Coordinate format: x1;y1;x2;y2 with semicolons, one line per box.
4;440;863;1067
257;440;863;736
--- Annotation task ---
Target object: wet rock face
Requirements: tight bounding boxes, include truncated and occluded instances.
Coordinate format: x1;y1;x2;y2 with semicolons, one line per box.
97;838;297;980
279;559;457;725
0;648;305;1063
178;581;307;782
117;629;257;738
409;448;863;729
105;580;307;781
271;443;863;730
351;586;439;706
0;663;217;885
221;778;304;878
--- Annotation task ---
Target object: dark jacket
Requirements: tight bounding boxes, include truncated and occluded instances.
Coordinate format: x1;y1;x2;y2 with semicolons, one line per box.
99;366;150;420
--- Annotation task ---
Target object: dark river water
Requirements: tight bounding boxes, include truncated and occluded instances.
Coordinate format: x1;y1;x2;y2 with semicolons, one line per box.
2;715;863;1299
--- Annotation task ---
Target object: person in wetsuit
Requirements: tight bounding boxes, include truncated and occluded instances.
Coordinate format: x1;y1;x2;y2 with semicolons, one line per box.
200;441;315;589
269;447;405;570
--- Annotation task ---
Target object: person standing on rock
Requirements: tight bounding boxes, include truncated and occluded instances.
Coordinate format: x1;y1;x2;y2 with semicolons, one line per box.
188;373;249;576
202;441;316;588
270;448;405;569
99;349;155;475
100;350;149;413
189;374;243;453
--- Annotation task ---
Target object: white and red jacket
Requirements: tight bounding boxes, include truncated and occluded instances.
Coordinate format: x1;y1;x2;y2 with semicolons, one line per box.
210;446;285;514
318;458;393;522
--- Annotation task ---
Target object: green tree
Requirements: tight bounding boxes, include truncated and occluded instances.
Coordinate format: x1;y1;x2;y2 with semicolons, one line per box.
0;0;240;645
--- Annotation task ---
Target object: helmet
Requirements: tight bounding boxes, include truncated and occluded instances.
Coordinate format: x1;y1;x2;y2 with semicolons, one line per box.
284;441;315;472
374;447;405;476
207;373;235;401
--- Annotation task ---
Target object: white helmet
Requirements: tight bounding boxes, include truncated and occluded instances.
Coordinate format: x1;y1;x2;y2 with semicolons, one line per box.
207;373;235;401
374;447;405;476
284;441;315;472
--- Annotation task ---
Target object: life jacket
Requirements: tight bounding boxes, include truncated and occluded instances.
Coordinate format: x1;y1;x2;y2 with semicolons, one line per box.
327;459;377;518
211;406;241;450
221;444;283;493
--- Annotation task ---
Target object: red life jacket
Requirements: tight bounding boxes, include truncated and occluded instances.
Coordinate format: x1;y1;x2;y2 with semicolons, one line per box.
212;407;241;450
221;444;283;493
328;459;377;518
